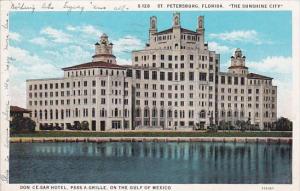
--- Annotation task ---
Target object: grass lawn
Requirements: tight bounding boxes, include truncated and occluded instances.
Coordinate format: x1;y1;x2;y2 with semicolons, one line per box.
11;131;292;138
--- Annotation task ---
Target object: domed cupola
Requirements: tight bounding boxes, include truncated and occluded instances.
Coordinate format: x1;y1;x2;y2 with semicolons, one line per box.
92;33;116;64
228;48;248;75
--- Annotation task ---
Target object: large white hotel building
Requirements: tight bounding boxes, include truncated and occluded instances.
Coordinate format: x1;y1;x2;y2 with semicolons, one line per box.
26;13;277;131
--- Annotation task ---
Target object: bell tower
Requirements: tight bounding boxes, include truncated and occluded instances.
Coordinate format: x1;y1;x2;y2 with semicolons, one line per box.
228;48;248;74
149;16;157;46
92;33;116;64
197;16;205;48
172;12;181;28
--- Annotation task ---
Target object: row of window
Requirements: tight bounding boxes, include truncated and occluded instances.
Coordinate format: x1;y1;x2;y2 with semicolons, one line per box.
29;80;107;91
135;100;214;107
135;54;215;62
135;92;214;100
33;108;130;120
133;70;214;82
134;120;196;127
29;96;130;106
67;69;125;78
29;88;130;99
135;108;207;119
220;102;276;109
219;110;276;118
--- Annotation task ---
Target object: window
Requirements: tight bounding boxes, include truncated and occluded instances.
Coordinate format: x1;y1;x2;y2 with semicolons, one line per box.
221;76;225;84
241;77;245;85
160;72;165;81
190;55;194;60
152;55;156;60
180;72;185;81
144;71;149;80
136;70;141;79
151;71;157;80
209;74;214;82
168;72;173;81
228;76;232;84
126;69;132;77
199;72;207;81
234;77;238;85
189;72;194;81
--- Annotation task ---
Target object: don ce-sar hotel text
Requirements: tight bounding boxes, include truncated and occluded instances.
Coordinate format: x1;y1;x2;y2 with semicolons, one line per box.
26;13;277;131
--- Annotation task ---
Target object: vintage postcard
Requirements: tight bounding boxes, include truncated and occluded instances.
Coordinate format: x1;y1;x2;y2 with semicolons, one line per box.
0;0;300;191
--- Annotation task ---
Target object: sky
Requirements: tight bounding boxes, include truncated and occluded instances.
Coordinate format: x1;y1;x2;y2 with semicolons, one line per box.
8;11;292;119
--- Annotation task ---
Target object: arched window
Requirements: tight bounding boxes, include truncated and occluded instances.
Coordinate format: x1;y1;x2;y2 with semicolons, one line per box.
61;109;64;119
34;110;37;118
152;108;157;118
136;108;141;117
228;111;231;117
100;108;105;117
44;110;48;120
160;109;165;118
92;108;95;117
221;110;225;117
144;108;149;118
124;109;128;117
39;110;42;119
168;109;172;118
50;109;53;119
115;108;118;117
75;108;78;117
200;110;206;118
234;111;238;117
55;109;58;119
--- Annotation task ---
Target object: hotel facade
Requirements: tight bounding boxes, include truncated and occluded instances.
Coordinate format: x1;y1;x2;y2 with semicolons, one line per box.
26;13;277;131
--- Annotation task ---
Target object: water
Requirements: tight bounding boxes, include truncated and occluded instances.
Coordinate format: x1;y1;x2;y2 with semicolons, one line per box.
9;142;292;184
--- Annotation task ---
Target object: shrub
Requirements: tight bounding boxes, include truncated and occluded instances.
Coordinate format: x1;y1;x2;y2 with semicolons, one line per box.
10;116;36;134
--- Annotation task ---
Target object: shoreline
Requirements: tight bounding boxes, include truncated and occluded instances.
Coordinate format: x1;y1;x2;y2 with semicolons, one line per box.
10;137;292;144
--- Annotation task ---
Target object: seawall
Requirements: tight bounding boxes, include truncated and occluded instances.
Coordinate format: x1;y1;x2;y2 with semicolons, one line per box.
10;137;292;144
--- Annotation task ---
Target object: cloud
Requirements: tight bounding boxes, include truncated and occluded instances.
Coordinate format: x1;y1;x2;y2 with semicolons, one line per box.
41;27;72;43
208;41;231;53
9;46;61;78
66;25;76;31
247;56;292;74
272;79;293;120
248;56;292;120
9;32;21;41
29;37;48;46
60;45;91;66
116;58;131;65
9;46;62;107
114;35;144;54
66;25;102;37
209;30;261;44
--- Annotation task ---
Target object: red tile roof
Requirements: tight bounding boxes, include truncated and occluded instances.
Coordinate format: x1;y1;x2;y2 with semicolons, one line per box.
10;106;31;113
247;73;273;80
62;61;124;71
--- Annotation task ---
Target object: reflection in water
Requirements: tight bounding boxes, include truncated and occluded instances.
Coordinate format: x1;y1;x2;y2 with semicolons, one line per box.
10;142;292;184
